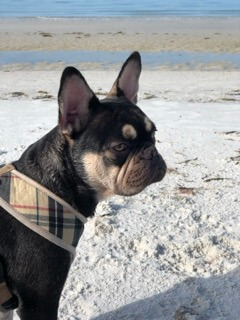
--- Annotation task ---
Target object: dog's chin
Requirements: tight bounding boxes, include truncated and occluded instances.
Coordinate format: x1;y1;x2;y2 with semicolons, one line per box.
114;185;147;197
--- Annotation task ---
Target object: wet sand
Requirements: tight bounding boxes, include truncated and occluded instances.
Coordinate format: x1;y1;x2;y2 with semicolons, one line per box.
0;17;240;53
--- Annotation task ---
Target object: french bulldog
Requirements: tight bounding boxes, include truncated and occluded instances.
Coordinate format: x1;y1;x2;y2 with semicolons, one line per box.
0;52;166;320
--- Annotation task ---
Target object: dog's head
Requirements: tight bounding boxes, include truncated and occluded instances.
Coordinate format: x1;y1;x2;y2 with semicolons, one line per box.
58;52;166;199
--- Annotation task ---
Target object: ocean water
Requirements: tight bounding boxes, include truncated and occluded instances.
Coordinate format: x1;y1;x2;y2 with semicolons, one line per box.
0;50;239;70
0;0;240;18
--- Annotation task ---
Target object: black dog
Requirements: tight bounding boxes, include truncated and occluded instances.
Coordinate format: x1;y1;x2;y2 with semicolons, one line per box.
0;52;166;320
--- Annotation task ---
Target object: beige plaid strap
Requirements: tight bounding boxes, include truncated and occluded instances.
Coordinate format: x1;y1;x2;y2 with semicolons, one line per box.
0;163;87;256
0;164;15;175
10;169;87;224
0;196;77;256
0;164;87;225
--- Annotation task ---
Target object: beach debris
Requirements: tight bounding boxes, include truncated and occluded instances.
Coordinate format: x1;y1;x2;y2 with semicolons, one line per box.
143;93;157;99
179;158;198;165
220;97;238;102
226;89;240;96
39;31;53;37
215;131;240;141
0;150;7;156
204;177;231;182
232;89;240;94
115;31;125;35
38;90;48;94
229;154;240;165
176;187;196;196
32;90;54;100
167;167;179;175
64;32;84;35
11;91;27;97
224;131;240;135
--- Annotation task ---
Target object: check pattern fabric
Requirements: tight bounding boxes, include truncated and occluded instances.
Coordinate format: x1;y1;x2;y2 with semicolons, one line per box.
0;164;86;255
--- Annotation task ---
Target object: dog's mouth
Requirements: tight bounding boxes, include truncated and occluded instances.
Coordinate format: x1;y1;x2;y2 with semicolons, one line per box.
115;146;167;196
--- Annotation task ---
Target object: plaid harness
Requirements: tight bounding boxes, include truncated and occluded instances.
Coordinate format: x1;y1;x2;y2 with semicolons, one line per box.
0;164;87;256
0;164;87;312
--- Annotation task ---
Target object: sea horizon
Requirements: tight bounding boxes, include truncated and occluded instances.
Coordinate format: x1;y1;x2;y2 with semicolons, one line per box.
0;0;240;18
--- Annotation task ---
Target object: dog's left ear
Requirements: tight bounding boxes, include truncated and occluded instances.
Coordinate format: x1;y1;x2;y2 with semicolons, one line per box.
109;51;141;104
58;67;97;136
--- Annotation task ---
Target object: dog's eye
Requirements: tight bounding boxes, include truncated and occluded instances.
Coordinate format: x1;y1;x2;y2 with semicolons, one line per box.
112;143;129;152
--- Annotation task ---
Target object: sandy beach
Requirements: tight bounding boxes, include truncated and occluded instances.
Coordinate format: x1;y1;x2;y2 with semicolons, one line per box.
0;17;240;53
0;13;240;320
0;67;239;320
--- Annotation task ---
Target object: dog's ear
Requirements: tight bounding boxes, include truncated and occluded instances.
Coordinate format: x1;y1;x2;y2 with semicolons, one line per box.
109;51;141;104
58;67;97;136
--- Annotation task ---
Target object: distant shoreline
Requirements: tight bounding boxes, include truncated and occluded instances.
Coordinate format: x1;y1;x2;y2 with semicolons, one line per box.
1;16;240;21
1;15;240;19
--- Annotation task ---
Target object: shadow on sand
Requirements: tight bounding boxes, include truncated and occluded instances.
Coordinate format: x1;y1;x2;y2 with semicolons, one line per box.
92;267;240;320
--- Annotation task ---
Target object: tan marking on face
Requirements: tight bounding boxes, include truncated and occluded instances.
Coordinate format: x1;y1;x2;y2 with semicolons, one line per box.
144;117;153;132
122;124;137;140
82;153;120;200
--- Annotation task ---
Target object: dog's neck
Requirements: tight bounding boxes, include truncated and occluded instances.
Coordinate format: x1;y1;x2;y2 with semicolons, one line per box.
13;127;98;218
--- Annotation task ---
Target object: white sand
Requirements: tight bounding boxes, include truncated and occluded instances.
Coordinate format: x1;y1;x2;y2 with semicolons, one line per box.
0;70;240;319
0;70;239;103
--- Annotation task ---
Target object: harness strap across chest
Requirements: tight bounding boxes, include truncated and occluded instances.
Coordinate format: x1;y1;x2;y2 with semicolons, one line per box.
0;164;88;312
0;164;87;256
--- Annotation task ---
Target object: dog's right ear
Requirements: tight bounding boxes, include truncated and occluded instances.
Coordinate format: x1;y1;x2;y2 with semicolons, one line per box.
58;67;98;137
108;51;141;104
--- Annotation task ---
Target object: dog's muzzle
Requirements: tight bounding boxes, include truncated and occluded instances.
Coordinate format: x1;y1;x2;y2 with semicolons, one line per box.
115;144;166;196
